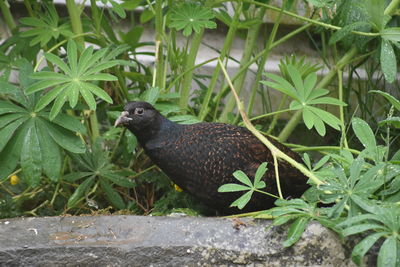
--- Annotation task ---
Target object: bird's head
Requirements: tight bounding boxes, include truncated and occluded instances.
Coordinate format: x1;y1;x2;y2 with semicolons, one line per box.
114;101;161;133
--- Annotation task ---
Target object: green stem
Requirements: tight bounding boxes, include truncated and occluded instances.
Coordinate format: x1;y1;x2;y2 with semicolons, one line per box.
198;2;242;121
267;95;287;134
337;69;349;149
154;0;165;89
89;111;100;141
219;7;266;122
291;145;360;155
277;109;302;142
23;0;35;17
179;29;205;108
66;0;84;46
385;0;400;15
0;0;16;31
246;3;285;117
277;46;358;142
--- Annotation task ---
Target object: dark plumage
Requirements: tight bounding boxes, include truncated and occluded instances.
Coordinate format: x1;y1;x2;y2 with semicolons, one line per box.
115;101;309;214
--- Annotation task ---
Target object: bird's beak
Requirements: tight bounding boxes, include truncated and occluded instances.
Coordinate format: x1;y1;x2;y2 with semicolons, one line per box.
114;111;132;127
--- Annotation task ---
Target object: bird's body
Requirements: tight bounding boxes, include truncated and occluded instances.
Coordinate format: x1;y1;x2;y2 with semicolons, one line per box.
115;102;309;214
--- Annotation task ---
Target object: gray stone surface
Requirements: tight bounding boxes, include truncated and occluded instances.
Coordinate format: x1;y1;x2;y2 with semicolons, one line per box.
0;215;353;266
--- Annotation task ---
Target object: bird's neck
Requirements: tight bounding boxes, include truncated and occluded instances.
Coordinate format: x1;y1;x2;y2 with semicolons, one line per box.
132;115;179;145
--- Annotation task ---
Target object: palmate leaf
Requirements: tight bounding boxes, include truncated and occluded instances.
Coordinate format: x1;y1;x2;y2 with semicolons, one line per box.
0;61;86;183
26;40;121;119
20;4;72;47
169;2;217;36
263;64;345;136
219;163;270;210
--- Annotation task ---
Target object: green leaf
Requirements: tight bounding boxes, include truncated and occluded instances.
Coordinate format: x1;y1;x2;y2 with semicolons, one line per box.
380;39;397;83
233;170;253;187
80;86;97;110
34;85;67;112
100;178;126;209
63;172;93;182
379;117;400;128
120;0;142;10
67;176;95;208
83;61;119;76
351;232;385;266
218;183;251;192
381;27;400;42
230;190;253;209
254;162;268;185
51;113;86;133
328;196;347;219
44;53;71;75
0;122;29;179
80;73;117;81
0;113;25;129
370;90;400;111
102;171;135;188
309;106;341;130
49;90;68;120
42;119;85;153
272;215;296;226
20;121;42;187
352;117;377;150
365;0;384;30
377;236;397;267
263;73;297;99
140;9;154;24
67;40;78;74
283;217;310;247
342;224;385;236
26;79;66;95
0;101;29;115
84;83;113;104
36;120;61;181
0;117;27;152
307;97;346;106
302;107;314;130
329;22;371;45
142;87;160;105
67;84;80;108
287;65;305;98
110;0;126;19
30;71;70;81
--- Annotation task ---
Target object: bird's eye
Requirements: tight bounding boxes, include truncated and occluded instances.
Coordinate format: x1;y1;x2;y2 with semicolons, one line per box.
134;107;144;115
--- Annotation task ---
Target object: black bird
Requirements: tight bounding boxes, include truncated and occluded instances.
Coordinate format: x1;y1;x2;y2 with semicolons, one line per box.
115;101;309;214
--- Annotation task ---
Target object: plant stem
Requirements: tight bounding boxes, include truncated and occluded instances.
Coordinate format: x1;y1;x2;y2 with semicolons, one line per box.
219;7;266;121
0;0;16;31
337;70;349;149
179;29;205;108
66;0;84;47
198;2;242;120
246;3;284;117
277;46;358;142
218;58;323;186
154;0;165;89
385;0;400;15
